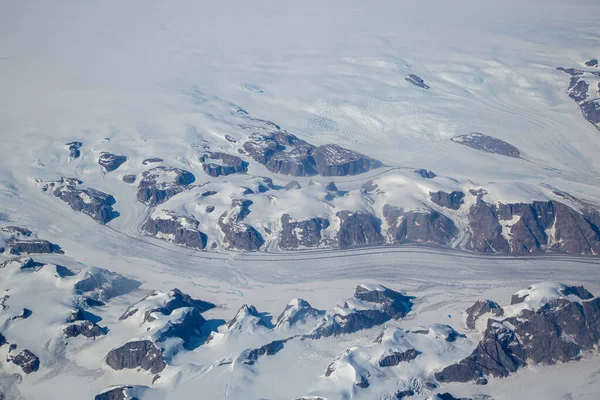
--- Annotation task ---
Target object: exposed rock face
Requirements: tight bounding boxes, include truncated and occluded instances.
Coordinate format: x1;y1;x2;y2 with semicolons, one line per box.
142;211;208;250
557;65;600;130
155;308;207;349
312;284;413;337
5;238;63;255
465;299;503;329
242;339;289;365
66;141;82;158
218;200;264;251
430;191;465;210
200;152;248;177
105;340;166;374
0;226;32;237
434;394;472;400
242;131;382;176
451;133;520;158
74;267;141;303
384;205;457;246
469;198;600;255
137;167;196;207
279;214;330;249
64;321;106;338
119;288;215;324
95;385;149;400
415;168;437;179
9;349;40;374
275;298;324;329
227;304;269;331
0;332;5;346
284;180;301;190
98;152;127;172
336;211;384;249
378;348;420;367
405;74;430;90
122;174;136;184
53;180;118;224
435;283;600;383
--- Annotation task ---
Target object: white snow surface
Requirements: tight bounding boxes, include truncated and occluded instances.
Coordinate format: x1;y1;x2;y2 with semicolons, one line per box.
1;1;600;399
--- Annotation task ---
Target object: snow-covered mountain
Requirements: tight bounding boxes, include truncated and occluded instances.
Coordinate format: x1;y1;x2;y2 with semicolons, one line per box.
1;0;600;399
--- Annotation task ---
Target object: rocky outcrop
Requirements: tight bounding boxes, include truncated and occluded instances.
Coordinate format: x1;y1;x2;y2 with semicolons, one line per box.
435;283;600;383
155;308;207;349
200;152;248;177
557;65;600;130
336;211;384;249
64;321;106;338
242;339;289;365
119;288;215;324
105;340;166;374
279;214;330;249
5;238;63;255
66;141;82;158
9;349;40;374
122;174;136;184
275;298;324;329
378;348;420;367
98;152;127;172
464;299;503;329
142;211;208;250
242;131;382;176
415;169;437;179
0;332;6;346
430;191;465;210
384;205;457;246
585;59;599;67
74;267;141;303
311;284;413;337
142;158;163;165
137;167;195;207
451;133;520;158
218;200;264;251
95;386;149;400
405;74;430;90
469;198;600;255
53;179;118;224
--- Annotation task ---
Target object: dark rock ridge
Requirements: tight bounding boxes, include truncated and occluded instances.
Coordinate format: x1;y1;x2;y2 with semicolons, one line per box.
585;59;599;67
378;348;421;367
405;74;430;90
415;168;437;179
105;340;166;374
242;131;382;176
53;179;118;224
435;284;600;383
557;65;600;130
275;298;325;328
242;338;290;365
468;198;600;255
66;141;82;158
120;288;215;324
0;226;32;237
155;307;207;349
384;205;457;246
226;304;269;330
64;321;106;338
5;238;63;255
336;210;384;249
218;200;264;251
451;133;520;157
200;152;248;177
137;167;196;207
311;284;413;337
9;349;40;374
279;214;330;249
465;299;503;329
430;190;465;210
98;152;127;172
141;211;208;250
74;268;141;303
142;157;163;165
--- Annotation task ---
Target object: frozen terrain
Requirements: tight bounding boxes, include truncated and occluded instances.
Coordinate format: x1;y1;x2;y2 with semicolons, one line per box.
1;0;600;399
